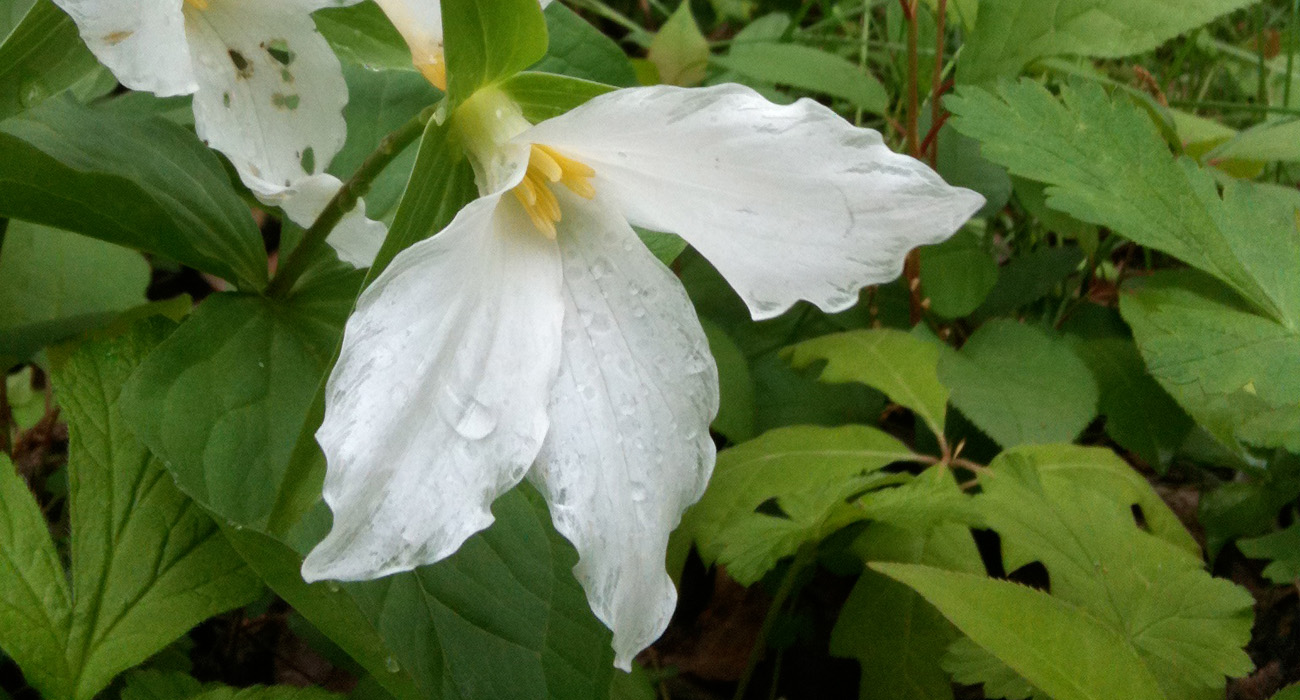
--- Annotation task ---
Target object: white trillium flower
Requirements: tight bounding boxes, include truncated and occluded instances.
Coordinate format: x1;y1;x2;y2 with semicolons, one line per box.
300;82;985;668
52;0;385;266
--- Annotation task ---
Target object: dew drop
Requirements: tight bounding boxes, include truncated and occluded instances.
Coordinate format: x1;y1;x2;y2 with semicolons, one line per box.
326;582;341;593
630;482;648;503
454;398;497;439
19;79;48;107
385;656;402;673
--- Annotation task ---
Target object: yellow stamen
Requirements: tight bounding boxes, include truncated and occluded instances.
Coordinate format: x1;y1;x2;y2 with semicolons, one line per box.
510;144;598;238
184;0;209;9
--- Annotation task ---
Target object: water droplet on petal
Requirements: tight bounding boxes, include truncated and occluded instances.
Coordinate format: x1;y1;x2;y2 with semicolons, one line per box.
453;398;497;439
385;656;402;673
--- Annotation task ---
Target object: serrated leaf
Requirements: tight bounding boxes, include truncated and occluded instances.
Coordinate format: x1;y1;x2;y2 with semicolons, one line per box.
943;637;1050;700
938;320;1098;447
0;99;268;290
647;1;709;86
442;0;549;104
534;3;637;86
0;0;97;122
0;221;150;361
713;42;888;114
686;425;917;583
959;0;1258;84
786;329;949;437
36;323;263;700
1237;523;1300;585
969;445;1253;699
831;519;983;700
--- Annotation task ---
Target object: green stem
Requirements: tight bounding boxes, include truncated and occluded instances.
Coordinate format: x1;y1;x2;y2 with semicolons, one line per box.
266;105;436;299
903;0;920;157
1257;4;1269;106
1286;0;1299;109
731;544;816;700
854;0;871;126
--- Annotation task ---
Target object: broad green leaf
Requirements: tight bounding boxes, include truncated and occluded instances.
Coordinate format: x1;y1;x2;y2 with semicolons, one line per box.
119;271;361;531
1274;683;1300;700
970;445;1253;699
713;42;888;114
50;323;263;700
876;564;1166;700
0;0;97;122
5;367;47;430
959;0;1257;84
647;1;709;86
0;452;73;699
1238;523;1300;585
943;638;1049;700
500;71;616;124
947;81;1298;324
785;329;949;437
332;64;440;224
918;228;998;319
371;112;478;278
0;99;268;290
121;671;342;700
1;0;37;36
314;1;413;73
1069;337;1192;469
831;516;983;700
119;670;202;700
534;3;637;86
442;0;549;104
935;124;1013;217
700;318;756;442
937;320;1098;447
0;221;149;361
1207;118;1300;163
686;425;916;584
1120;271;1300;452
974;246;1086;318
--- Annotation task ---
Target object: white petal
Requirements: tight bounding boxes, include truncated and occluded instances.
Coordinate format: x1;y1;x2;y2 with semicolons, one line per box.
53;0;196;95
303;192;565;581
186;0;349;202
268;173;387;268
372;0;445;67
523;84;986;320
530;193;719;669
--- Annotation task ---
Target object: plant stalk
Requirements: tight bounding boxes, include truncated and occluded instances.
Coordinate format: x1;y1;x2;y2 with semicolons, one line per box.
731;544;816;700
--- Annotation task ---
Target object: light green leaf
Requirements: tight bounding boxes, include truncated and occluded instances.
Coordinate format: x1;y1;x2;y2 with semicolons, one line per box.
500;71;616;124
1238;523;1300;585
686;425;917;584
0;0;97;122
534;3;637;86
943;639;1049;700
119;272;360;531
948;81;1298;324
314;1;413;73
970;445;1253;699
875;564;1168;700
0;222;149;361
1121;270;1300;452
0;452;73;699
785;329;949;437
918;228;998;319
442;0;549;104
49;323;263;700
831;518;983;700
938;320;1098;447
1207;118;1300;163
647;1;709;86
959;0;1257;84
1273;683;1300;700
713;42;888;114
0;99;268;290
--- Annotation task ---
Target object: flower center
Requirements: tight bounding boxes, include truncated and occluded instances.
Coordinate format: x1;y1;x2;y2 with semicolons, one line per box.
511;145;596;239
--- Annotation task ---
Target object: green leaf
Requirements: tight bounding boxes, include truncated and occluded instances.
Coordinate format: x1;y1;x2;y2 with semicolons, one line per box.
0;221;150;361
0;0;98;122
943;638;1049;700
119;272;360;531
500;71;616;124
0;99;268;290
974;246;1086;318
534;3;637;86
314;1;414;73
966;444;1253;699
918;228;998;319
121;670;343;700
49;322;263;700
959;0;1257;84
1069;337;1193;468
0;452;73;699
686;425;916;584
1121;271;1300;453
1273;683;1300;700
647;1;709;86
713;42;888;114
785;328;949;437
700;318;756;442
442;0;549;104
937;320;1098;447
1207;118;1300;163
831;518;983;700
332;64;440;224
947;81;1297;324
1238;523;1300;585
875;563;1167;700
